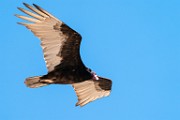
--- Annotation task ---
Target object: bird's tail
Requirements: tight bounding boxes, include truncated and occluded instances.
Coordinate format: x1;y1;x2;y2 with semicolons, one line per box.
25;76;53;88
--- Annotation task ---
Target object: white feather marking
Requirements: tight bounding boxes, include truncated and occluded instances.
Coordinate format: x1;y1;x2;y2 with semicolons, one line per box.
15;14;41;23
23;3;49;18
33;4;60;21
18;7;44;20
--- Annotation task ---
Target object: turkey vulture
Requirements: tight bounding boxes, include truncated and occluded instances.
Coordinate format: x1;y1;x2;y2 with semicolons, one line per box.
16;3;112;107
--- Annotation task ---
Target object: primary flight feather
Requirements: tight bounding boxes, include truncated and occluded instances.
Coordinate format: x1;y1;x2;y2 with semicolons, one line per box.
16;3;112;107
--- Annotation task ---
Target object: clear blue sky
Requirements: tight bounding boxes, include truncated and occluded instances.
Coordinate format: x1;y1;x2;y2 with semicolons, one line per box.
0;0;179;120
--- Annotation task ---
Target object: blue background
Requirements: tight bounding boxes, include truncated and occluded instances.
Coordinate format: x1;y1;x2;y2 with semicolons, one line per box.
0;0;179;120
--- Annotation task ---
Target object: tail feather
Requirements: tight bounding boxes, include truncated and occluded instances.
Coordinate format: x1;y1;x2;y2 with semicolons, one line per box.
25;76;49;88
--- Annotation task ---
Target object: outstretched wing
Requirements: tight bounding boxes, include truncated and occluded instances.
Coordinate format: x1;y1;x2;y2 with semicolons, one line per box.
16;3;84;72
72;77;112;107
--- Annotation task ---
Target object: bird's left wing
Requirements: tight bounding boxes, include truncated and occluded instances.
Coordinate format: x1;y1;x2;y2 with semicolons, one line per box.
16;3;83;72
72;77;112;107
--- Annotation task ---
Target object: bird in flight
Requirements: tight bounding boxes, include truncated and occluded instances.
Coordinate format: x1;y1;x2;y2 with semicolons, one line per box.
16;3;112;107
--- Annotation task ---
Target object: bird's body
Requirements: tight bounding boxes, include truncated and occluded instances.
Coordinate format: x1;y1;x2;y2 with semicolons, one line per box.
16;3;112;107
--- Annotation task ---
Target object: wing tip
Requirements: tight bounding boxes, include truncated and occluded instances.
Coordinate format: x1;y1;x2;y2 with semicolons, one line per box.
16;22;26;26
75;102;84;107
23;2;28;6
22;3;32;9
75;103;79;107
17;7;21;10
14;14;19;17
33;3;41;10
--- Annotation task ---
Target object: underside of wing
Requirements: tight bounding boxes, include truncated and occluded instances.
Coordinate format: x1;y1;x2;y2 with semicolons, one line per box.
72;78;112;107
16;3;83;72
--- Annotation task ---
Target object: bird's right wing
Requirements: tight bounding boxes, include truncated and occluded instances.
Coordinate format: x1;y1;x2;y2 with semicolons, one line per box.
72;77;112;107
16;3;83;72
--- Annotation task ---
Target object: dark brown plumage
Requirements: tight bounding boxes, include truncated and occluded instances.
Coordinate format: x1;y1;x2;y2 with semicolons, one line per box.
16;3;112;107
